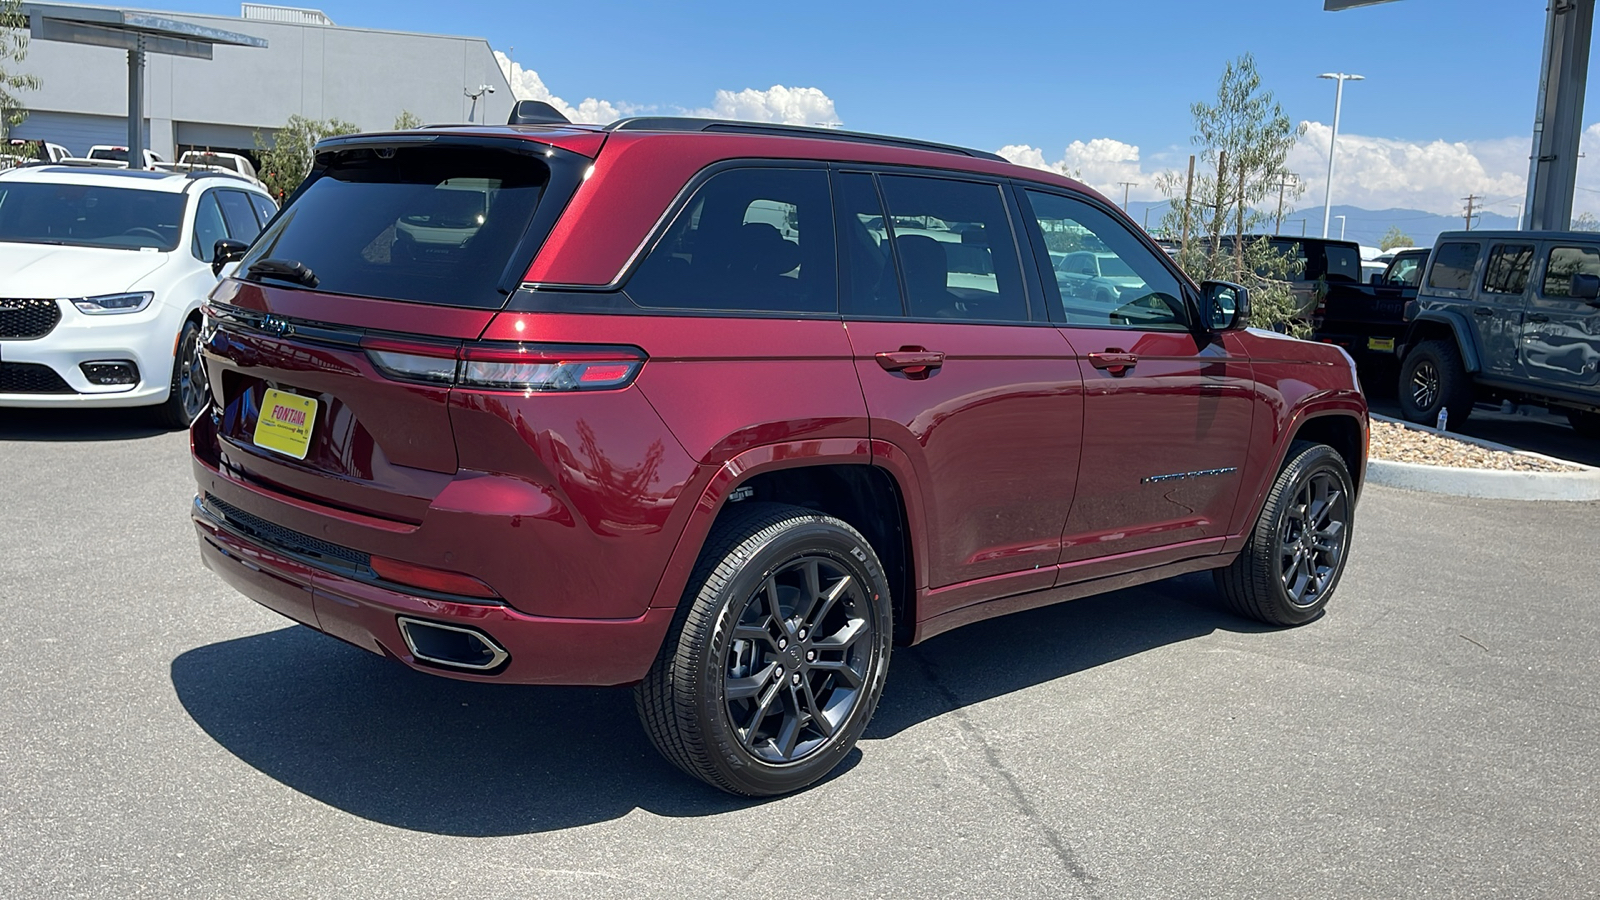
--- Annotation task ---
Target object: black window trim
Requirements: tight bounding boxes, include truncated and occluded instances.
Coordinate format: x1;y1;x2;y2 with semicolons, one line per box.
1012;183;1200;332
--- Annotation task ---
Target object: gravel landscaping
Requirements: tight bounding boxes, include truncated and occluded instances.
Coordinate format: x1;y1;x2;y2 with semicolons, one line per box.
1370;419;1585;472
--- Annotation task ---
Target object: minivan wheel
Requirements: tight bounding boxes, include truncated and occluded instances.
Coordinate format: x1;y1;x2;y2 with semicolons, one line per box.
1398;339;1473;427
153;319;208;430
636;502;893;796
1214;441;1355;627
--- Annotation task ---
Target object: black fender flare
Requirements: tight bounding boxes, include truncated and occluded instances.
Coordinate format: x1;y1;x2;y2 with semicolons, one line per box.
1402;310;1481;373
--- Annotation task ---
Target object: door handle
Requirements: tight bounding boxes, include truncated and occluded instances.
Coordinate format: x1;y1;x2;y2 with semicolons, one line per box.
1473;307;1495;316
875;347;945;379
1526;313;1550;323
1088;350;1137;376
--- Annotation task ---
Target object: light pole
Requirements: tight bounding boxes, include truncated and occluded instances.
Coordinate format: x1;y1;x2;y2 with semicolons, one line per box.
1318;72;1364;239
465;84;496;123
1335;214;1347;240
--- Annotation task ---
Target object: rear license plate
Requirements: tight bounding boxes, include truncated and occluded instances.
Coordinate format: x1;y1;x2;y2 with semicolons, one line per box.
253;388;318;460
1367;337;1396;353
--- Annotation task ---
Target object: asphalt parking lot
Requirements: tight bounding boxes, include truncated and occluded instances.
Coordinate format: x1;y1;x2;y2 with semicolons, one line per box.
2;410;1598;899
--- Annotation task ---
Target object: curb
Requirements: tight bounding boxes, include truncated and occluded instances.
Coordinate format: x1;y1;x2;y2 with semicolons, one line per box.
1368;414;1600;501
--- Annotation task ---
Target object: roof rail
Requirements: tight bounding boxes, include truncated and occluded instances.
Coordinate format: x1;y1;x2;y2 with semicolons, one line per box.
603;117;1007;163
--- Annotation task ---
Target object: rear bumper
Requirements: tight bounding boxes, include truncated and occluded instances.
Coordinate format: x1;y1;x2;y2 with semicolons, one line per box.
193;497;675;685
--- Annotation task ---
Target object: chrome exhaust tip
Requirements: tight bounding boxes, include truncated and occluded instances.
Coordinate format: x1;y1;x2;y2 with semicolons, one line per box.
396;617;510;672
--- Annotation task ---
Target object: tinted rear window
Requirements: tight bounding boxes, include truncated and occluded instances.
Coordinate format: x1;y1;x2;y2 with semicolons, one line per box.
1322;244;1361;283
238;145;550;308
1428;241;1481;291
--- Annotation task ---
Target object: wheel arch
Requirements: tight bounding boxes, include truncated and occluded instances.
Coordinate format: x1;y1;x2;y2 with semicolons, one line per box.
1403;310;1481;373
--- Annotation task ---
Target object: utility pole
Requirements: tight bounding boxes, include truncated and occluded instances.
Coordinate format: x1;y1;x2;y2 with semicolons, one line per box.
1235;164;1247;283
1463;194;1480;231
1179;155;1195;252
1301;219;1307;236
1117;181;1139;211
1272;174;1296;235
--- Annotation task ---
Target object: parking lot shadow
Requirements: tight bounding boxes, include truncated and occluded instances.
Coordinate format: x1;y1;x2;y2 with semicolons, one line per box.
171;573;1259;834
0;408;170;442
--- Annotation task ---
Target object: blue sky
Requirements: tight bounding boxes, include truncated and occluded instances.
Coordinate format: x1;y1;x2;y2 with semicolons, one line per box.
147;0;1594;217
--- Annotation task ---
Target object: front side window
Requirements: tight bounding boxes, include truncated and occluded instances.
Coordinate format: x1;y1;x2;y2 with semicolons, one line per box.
1387;253;1425;287
1542;245;1600;298
876;175;1027;322
191;192;229;261
1024;189;1187;330
0;182;185;251
1482;244;1533;294
1427;241;1480;291
216;190;262;243
626;167;834;314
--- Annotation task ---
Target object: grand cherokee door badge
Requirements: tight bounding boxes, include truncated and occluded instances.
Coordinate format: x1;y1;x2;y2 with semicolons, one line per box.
1142;467;1239;484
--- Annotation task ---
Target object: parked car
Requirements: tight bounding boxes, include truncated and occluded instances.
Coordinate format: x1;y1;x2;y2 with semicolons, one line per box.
1397;230;1600;436
1;138;72;167
1216;234;1365;318
190;117;1368;796
168;150;261;185
0;165;276;426
85;145;166;168
1312;249;1430;360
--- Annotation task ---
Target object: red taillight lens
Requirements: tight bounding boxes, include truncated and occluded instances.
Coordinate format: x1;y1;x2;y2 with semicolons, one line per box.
370;555;499;599
359;337;644;392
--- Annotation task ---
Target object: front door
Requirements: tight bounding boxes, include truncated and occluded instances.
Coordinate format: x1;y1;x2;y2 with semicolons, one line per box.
1016;188;1255;571
1523;242;1600;389
834;170;1082;615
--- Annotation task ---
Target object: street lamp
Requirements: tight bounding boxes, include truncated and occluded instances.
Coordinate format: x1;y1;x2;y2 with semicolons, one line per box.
1318;72;1364;239
465;84;496;123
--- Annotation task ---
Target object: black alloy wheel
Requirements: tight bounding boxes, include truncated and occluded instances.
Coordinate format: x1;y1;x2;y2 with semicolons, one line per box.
637;502;893;796
1397;339;1473;427
154;319;208;430
1215;441;1356;626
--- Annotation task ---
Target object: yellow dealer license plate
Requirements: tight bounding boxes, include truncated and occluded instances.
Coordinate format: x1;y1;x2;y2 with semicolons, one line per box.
253;389;318;460
1367;337;1396;353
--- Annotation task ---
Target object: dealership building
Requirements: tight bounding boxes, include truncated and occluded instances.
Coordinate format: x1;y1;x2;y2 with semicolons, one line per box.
11;2;516;161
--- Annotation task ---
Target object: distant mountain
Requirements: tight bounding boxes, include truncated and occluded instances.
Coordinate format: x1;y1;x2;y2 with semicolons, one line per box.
1121;202;1521;251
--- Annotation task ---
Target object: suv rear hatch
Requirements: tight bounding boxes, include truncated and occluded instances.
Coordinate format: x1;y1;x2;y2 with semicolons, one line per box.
198;134;592;523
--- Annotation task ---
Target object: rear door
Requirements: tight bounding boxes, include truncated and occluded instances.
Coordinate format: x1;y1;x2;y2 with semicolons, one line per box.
1473;241;1534;380
1524;242;1600;388
835;168;1082;614
1017;187;1254;569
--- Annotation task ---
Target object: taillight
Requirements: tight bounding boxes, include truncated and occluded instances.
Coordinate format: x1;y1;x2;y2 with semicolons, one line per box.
358;337;644;392
371;555;499;599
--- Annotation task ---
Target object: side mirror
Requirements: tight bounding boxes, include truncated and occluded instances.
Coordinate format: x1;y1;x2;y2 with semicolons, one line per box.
1370;273;1383;285
1571;272;1600;301
1200;280;1250;331
213;238;249;277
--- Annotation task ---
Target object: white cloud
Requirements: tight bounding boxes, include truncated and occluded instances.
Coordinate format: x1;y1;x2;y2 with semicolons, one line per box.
689;86;839;126
998;139;1163;202
494;52;839;128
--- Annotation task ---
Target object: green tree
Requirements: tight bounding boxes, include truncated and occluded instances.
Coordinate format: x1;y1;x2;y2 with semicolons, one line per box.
0;0;42;140
394;110;423;130
1380;225;1414;250
1155;54;1308;335
254;115;359;200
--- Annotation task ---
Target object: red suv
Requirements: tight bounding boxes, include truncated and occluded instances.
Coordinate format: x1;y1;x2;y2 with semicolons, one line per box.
191;116;1367;796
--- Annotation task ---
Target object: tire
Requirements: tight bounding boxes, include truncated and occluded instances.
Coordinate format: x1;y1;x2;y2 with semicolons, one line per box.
1397;339;1473;427
1214;441;1356;627
152;318;208;430
635;502;894;796
1567;409;1600;439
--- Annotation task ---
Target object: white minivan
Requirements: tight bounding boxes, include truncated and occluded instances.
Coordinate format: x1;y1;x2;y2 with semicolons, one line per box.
0;165;275;426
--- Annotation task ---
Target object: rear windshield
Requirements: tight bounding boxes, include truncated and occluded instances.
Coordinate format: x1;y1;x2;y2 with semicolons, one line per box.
238;145;550;308
1322;244;1361;283
0;182;185;250
89;148;128;161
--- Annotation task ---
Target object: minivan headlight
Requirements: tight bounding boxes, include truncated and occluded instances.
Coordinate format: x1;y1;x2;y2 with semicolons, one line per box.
69;292;154;315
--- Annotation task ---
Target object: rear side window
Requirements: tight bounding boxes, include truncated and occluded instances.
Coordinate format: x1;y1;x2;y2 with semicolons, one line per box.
1542;245;1600;297
238;145;550;307
247;193;276;226
835;171;902;317
627;167;834;314
216;190;262;243
876;174;1027;322
1322;243;1361;283
1427;242;1481;291
1482;244;1533;295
